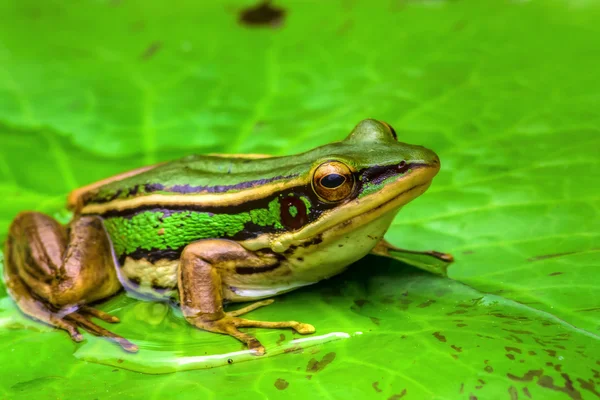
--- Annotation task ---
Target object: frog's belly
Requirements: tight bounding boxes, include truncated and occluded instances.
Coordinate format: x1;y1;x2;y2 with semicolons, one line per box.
117;256;318;301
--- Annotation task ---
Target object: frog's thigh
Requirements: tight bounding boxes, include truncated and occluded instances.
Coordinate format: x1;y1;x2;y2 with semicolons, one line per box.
178;239;315;354
4;212;135;351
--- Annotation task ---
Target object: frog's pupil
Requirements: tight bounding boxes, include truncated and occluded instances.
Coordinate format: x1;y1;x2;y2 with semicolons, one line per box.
321;174;345;189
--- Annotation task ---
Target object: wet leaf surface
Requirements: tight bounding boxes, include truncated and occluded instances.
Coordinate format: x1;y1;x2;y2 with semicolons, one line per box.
0;0;598;399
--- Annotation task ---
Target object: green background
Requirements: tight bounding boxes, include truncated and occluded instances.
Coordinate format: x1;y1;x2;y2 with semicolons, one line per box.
1;0;599;399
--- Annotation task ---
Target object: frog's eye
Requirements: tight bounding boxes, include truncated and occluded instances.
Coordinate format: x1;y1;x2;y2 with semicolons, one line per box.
379;121;397;140
312;161;355;202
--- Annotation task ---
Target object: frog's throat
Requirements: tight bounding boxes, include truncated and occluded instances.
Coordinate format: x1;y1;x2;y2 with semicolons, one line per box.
243;165;439;253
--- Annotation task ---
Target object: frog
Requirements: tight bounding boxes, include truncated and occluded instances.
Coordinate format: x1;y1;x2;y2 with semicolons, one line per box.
3;119;452;355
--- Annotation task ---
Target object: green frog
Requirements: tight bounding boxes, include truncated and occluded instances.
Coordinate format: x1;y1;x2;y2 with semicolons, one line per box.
3;119;452;354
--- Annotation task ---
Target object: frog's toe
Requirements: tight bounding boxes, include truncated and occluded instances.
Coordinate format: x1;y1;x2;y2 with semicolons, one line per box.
66;311;138;353
294;323;316;334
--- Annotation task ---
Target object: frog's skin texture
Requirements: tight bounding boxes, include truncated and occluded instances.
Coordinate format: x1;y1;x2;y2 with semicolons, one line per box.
3;119;452;354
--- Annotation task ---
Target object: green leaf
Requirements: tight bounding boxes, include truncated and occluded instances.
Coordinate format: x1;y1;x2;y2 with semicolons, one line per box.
1;0;599;399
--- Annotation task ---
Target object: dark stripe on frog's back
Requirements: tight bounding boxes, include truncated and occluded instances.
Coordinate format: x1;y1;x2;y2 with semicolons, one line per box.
80;153;314;206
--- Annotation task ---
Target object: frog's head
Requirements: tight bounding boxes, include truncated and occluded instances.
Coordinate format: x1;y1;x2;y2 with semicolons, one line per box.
268;119;440;254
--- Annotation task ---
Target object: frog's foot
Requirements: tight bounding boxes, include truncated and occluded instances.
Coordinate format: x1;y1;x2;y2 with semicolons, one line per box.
189;300;315;355
65;307;138;353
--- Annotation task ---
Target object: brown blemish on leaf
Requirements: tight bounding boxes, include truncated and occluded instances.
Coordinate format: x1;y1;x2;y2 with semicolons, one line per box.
528;351;537;356
306;352;336;373
508;386;518;400
274;378;289;390
140;41;162;60
503;329;534;335
370;316;381;325
372;381;382;393
276;334;285;345
306;375;312;380
523;387;532;398
157;228;165;235
484;365;494;373
527;251;579;262
451;354;459;360
387;389;407;400
506;354;516;360
447;310;467;315
492;314;530;322
555;345;566;350
284;346;303;354
578;307;600;312
477;334;495;340
417;299;436;308
507;334;524;344
544;349;557;357
432;332;447;342
451;345;462;353
459;383;464;393
469;394;478;400
549;272;563;276
506;346;523;354
239;1;285;27
538;373;582;400
457;323;468;328
507;369;543;382
578;378;600;398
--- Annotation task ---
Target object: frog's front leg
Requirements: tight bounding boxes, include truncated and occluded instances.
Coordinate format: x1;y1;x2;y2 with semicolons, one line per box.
371;239;454;277
178;239;315;355
4;212;137;352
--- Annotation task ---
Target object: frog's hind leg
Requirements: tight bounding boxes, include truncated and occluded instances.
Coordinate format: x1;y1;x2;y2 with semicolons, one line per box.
3;212;137;352
178;239;315;355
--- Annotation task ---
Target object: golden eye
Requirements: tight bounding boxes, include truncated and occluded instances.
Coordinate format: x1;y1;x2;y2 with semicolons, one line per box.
312;161;355;202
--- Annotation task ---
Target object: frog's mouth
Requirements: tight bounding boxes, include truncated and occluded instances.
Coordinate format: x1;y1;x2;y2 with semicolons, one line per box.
263;162;440;252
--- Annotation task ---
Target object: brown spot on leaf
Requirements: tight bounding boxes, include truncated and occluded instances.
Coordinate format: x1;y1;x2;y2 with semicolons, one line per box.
459;383;464;393
544;349;557;357
457;323;468;328
469;394;478;400
484;365;494;373
549;272;563;276
527;251;579;262
274;378;288;390
284;346;303;354
578;378;600;398
503;329;534;334
506;354;516;360
507;369;543;382
538;373;582;400
276;334;285;345
140;41;162;60
506;346;523;354
306;352;336;373
370;316;381;325
528;351;537;356
239;1;285;28
508;386;518;400
523;387;532;398
387;389;407;400
372;381;382;393
433;332;447;342
451;345;462;353
417;299;436;308
508;334;523;344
